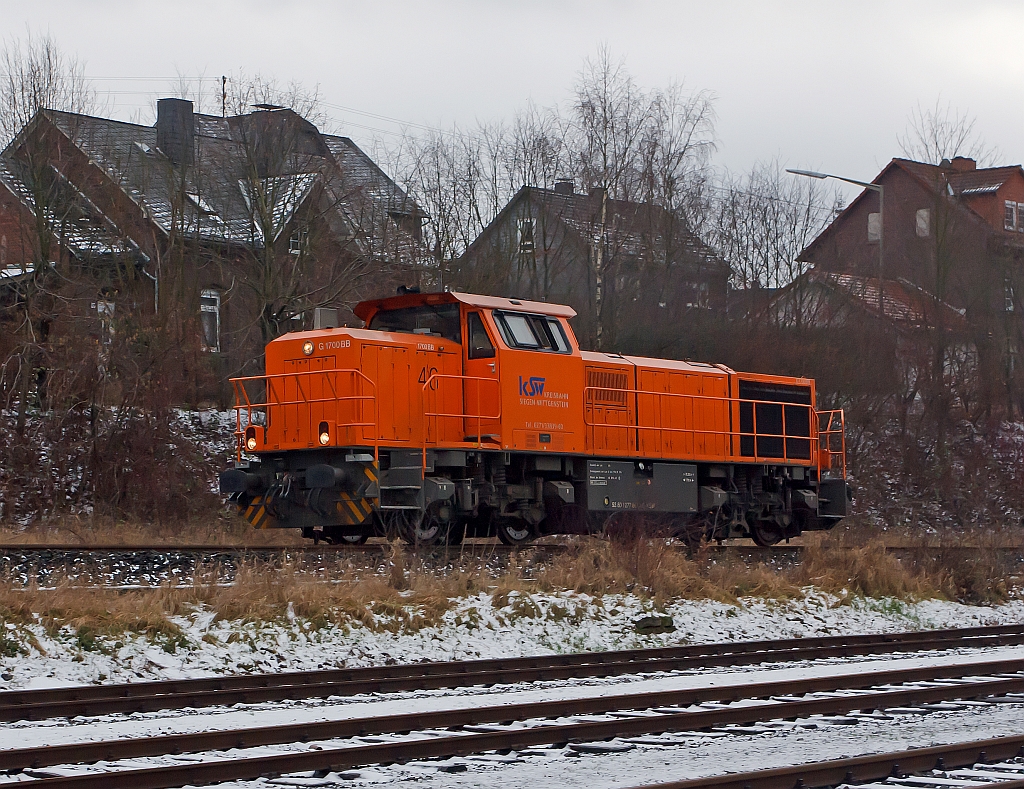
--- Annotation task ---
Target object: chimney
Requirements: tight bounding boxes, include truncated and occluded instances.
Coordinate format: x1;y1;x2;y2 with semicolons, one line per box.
553;178;574;195
156;98;195;167
950;156;977;172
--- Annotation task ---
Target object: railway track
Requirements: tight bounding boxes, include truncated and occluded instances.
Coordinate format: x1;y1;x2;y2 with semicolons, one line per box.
622;733;1024;789
10;654;1024;788
2;624;1022;721
0;541;1018;554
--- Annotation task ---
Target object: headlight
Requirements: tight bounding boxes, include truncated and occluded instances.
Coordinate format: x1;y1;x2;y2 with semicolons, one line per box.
246;436;258;451
319;431;330;445
302;340;314;356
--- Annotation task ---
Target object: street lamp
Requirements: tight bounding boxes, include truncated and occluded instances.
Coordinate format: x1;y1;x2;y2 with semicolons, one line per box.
787;169;885;314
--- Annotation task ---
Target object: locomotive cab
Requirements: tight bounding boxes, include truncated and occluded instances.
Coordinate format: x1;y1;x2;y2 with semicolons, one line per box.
221;290;850;546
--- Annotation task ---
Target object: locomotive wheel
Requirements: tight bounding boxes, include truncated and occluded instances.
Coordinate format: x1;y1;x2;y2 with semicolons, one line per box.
399;501;455;546
750;518;784;547
338;533;369;545
495;516;532;546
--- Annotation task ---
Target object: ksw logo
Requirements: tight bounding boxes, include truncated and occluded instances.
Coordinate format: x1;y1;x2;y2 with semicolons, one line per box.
519;376;546;397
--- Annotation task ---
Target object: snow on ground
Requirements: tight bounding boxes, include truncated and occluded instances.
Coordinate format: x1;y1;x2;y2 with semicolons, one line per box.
2;589;1024;787
364;702;1024;789
7;643;1024;749
3;589;1023;690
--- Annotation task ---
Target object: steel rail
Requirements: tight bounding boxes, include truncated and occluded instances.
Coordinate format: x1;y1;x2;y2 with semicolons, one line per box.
21;670;1024;788
6;656;1024;773
2;625;1022;721
619;733;1024;789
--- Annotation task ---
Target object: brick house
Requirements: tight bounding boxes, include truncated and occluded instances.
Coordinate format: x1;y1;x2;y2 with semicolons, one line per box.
0;98;427;403
457;181;730;352
797;156;1024;414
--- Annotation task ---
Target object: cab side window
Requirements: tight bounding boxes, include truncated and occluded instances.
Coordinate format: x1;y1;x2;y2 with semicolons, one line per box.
467;312;495;359
494;311;572;353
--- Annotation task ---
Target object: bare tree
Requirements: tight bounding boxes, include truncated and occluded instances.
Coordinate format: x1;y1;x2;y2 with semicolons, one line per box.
712;159;843;308
0;33;96;433
0;31;93;145
897;99;998;166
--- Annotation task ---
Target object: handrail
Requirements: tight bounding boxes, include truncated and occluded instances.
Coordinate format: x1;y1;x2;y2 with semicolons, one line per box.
816;409;847;479
420;372;502;446
583;385;845;476
230;368;379;463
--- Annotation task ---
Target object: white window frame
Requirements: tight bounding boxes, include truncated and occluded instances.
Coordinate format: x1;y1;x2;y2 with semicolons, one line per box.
1006;201;1017;231
518;218;535;255
200;289;221;353
867;212;881;242
289;228;308;255
915;208;930;238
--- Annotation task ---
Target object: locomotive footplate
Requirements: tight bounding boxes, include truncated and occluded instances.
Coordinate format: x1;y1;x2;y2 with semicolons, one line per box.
586;460;698;513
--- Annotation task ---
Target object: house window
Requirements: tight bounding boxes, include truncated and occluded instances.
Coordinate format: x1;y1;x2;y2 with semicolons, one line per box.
1005;277;1015;313
1017;203;1024;233
93;300;115;346
867;212;881;242
200;289;221;353
518;218;535;255
1006;201;1017;231
684;281;711;308
289;229;308;255
916;208;930;238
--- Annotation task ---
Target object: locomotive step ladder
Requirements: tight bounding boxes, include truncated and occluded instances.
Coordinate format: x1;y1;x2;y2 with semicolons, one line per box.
378;450;424;511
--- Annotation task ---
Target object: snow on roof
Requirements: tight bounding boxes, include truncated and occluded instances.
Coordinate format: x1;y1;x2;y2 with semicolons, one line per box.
35;107;424;251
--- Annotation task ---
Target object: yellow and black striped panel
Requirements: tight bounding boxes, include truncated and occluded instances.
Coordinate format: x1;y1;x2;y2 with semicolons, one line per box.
335;493;373;525
240;495;276;530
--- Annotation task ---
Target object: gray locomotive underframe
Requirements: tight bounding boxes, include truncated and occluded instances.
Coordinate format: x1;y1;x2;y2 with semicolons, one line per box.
224;446;847;543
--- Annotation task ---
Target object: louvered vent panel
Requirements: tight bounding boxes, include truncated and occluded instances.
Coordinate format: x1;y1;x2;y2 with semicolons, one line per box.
587;369;628;408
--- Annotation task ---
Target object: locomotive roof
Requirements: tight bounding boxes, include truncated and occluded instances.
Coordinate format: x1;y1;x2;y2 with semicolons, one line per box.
353;291;577;322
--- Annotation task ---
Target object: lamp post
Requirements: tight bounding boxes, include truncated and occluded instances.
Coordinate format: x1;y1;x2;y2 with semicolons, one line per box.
787;168;885;314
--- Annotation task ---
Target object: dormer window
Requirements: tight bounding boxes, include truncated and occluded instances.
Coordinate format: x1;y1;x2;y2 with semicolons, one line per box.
186;192;222;223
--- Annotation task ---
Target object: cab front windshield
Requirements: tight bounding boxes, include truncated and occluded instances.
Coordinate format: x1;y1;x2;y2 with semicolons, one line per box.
368;304;462;344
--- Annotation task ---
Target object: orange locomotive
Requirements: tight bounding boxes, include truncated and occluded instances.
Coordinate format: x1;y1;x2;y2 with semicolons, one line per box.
220;290;850;546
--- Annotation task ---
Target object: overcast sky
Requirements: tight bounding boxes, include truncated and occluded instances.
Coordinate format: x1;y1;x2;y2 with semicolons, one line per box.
8;0;1023;201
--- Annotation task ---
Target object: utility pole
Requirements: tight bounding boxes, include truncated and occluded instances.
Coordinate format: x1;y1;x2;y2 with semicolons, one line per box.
221;76;227;118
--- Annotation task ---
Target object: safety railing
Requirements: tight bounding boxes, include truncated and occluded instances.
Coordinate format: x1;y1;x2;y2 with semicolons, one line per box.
582;385;846;478
420;372;502;448
230;368;378;462
817;409;847;479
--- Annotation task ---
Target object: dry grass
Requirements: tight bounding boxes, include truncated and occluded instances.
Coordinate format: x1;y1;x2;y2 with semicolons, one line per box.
0;512;304;546
0;537;1014;648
